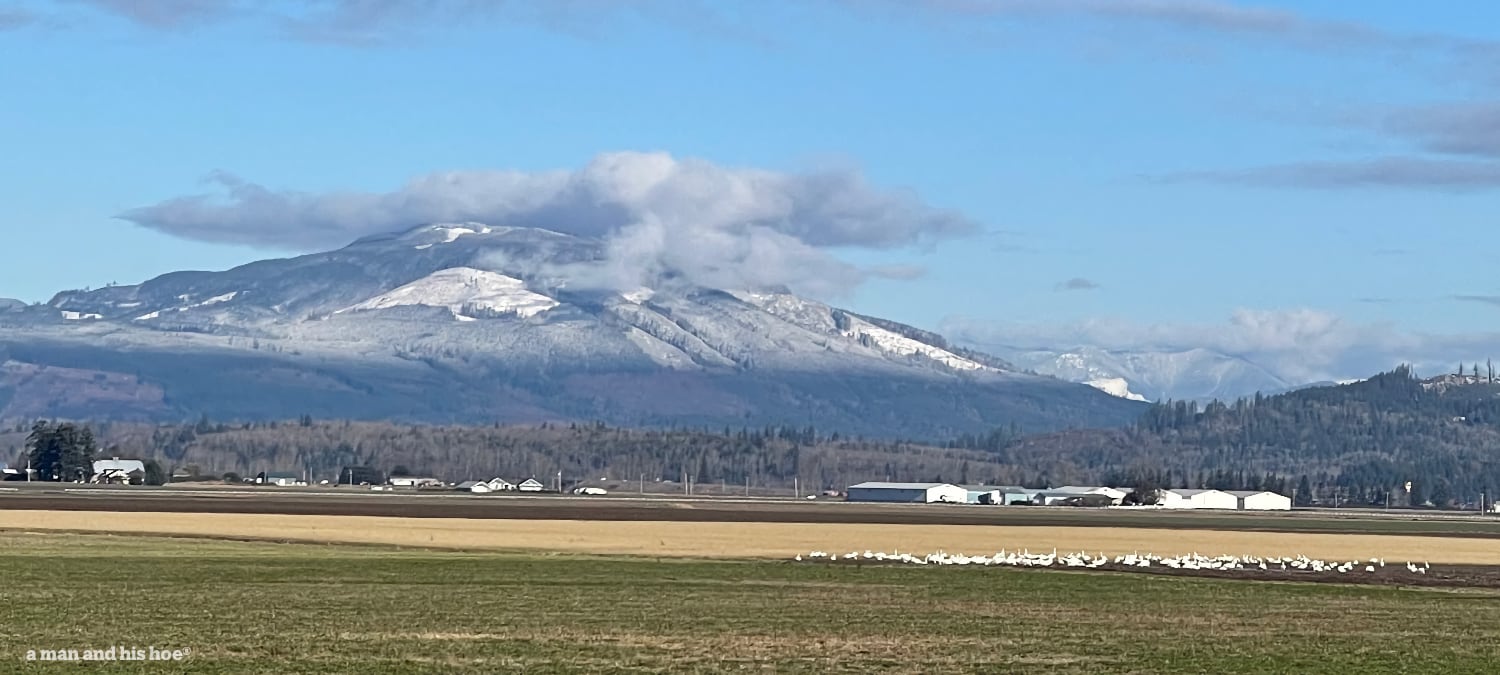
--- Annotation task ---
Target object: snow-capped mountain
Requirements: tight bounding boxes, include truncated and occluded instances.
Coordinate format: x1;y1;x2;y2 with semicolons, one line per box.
993;346;1293;402
0;223;1144;438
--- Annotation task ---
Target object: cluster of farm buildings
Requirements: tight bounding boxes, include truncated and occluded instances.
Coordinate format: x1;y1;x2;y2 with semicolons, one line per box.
846;482;1292;510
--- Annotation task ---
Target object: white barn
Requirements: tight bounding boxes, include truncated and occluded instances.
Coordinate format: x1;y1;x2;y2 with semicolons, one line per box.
1057;486;1128;502
1228;490;1292;511
846;482;967;504
1169;488;1239;510
517;478;545;492
456;480;493;493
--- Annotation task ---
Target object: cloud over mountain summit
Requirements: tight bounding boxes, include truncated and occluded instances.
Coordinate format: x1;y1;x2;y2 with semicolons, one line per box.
119;152;978;298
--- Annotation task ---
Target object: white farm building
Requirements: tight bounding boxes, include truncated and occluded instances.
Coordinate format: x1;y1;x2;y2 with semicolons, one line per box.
1056;486;1128;502
1228;490;1292;511
846;482;967;504
1169;488;1239;510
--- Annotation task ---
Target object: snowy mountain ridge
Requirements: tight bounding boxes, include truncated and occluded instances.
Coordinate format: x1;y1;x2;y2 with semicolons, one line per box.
992;345;1293;402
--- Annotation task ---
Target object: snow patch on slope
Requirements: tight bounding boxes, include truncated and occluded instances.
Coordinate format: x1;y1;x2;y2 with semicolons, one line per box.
730;291;988;372
194;292;238;308
134;291;240;321
621;288;654;304
1085;377;1148;402
337;267;558;321
841;316;988;371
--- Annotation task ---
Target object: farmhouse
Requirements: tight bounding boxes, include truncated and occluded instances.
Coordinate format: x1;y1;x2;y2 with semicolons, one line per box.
1228;490;1292;511
1169;488;1239;510
90;459;145;484
486;478;516;491
845;482;967;504
517;478;545;492
456;480;493;493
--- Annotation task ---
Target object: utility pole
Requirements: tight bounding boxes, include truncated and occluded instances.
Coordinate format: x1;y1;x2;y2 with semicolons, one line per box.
639;473;644;495
794;476;799;500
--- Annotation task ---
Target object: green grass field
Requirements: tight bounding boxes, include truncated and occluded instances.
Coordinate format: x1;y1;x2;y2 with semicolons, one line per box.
2;533;1498;673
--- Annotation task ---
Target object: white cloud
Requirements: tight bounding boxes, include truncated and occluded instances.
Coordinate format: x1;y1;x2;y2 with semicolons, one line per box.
943;308;1500;384
119;151;977;299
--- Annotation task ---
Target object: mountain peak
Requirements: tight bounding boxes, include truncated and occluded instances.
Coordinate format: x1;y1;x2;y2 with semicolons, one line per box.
0;224;1146;436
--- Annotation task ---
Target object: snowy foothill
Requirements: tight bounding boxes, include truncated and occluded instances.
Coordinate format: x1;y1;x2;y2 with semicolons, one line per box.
337;267;559;321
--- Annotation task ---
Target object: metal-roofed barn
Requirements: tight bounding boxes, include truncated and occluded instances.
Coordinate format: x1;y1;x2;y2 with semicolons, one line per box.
1227;490;1292;511
1169;488;1239;510
846;482;967;504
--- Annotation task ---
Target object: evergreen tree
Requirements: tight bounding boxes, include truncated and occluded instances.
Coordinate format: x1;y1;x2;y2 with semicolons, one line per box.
142;459;168;486
25;421;97;482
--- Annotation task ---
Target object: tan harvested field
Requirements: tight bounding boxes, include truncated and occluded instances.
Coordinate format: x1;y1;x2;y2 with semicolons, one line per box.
4;509;1500;564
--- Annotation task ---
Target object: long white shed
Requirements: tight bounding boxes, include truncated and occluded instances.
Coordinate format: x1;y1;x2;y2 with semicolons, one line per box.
1227;490;1292;511
846;482;968;504
1168;488;1239;510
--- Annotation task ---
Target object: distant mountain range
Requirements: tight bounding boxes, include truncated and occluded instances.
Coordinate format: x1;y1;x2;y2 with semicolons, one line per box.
988;345;1297;402
0;223;1144;438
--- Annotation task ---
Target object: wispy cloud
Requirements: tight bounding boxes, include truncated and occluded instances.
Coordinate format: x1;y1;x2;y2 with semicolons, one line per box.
43;0;1500;58
0;4;36;29
63;0;229;29
869;264;927;281
52;0;756;46
1453;294;1500;308
118;151;978;299
1380;102;1500;159
1054;277;1100;292
864;0;1500;58
1167;157;1500;191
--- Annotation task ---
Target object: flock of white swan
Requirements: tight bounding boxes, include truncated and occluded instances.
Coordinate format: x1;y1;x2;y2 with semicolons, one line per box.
794;549;1433;575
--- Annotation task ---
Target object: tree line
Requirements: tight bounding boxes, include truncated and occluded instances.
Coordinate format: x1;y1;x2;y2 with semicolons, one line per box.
2;419;1016;491
1004;366;1500;507
9;365;1500;505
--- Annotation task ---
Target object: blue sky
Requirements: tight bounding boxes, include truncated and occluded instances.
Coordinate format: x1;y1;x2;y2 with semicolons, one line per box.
3;1;1498;380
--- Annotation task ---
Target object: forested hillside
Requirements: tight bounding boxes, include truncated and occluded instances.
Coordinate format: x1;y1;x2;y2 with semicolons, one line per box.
6;367;1498;505
1001;366;1500;506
